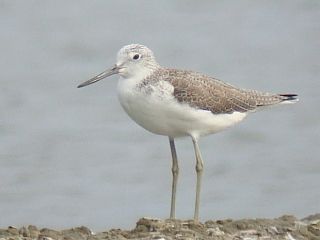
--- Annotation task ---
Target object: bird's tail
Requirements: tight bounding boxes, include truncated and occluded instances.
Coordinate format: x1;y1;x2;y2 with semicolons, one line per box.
252;92;298;110
278;94;299;104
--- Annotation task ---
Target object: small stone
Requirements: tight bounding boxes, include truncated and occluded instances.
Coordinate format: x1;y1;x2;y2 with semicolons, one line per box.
206;227;225;236
39;228;61;240
19;227;29;237
308;222;320;236
28;225;39;238
217;219;233;225
278;215;297;223
38;235;54;240
7;227;19;236
267;226;279;234
135;218;164;232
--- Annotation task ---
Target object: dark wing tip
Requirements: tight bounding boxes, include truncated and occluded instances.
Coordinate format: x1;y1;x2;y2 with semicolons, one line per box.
279;94;299;102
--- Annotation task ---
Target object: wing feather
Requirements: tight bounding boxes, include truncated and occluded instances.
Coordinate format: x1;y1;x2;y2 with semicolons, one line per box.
143;68;290;114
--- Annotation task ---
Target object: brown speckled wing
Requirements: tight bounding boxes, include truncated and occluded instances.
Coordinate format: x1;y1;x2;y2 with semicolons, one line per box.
157;68;288;114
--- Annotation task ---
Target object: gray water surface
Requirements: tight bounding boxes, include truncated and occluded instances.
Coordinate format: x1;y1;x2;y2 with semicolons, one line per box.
0;0;319;231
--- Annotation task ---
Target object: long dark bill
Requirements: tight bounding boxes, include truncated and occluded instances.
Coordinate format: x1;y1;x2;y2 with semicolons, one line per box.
77;65;119;88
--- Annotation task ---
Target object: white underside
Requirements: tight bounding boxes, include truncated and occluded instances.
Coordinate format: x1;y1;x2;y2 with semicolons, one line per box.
117;76;247;139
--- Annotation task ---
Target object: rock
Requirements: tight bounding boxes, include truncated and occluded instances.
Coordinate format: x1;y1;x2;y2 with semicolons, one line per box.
39;228;61;240
308;221;320;236
7;226;19;236
0;214;319;240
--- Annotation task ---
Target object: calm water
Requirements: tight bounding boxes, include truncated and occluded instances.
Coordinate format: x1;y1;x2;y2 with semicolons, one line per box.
0;0;319;231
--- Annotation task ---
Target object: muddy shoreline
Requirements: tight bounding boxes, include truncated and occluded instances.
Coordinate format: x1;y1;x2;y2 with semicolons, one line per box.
1;214;319;240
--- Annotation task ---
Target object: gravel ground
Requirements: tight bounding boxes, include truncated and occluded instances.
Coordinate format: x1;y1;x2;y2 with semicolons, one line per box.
1;214;319;240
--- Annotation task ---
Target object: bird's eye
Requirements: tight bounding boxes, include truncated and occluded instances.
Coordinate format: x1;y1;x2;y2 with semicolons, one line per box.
133;54;140;60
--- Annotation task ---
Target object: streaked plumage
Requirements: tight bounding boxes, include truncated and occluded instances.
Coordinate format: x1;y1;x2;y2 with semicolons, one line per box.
140;68;297;114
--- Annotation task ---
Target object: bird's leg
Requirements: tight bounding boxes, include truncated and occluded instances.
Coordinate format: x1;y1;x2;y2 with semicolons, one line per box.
191;136;204;222
169;137;179;219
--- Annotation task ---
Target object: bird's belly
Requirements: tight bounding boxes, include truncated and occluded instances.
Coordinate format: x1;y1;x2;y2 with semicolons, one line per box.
117;86;247;138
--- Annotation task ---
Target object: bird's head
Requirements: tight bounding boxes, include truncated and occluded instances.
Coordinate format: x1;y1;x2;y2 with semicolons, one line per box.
77;44;160;88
